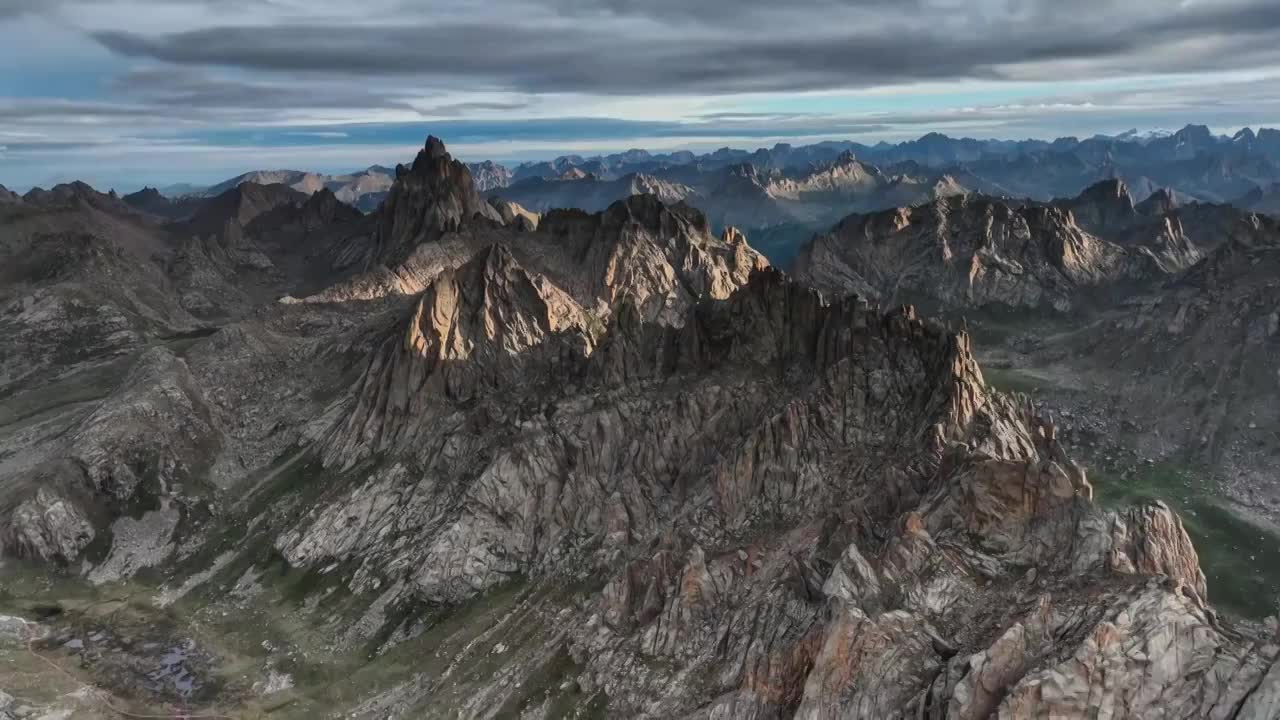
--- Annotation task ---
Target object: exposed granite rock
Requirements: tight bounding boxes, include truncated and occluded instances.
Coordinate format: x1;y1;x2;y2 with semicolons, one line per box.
1136;187;1180;217
371;136;504;267
3;135;1277;719
793;194;1129;312
121;186;203;221
488;197;540;230
1055;177;1138;234
0;347;218;564
270;257;1276;718
1059;221;1280;517
467;160;514;193
489;172;698;217
791;183;1254;313
1;483;97;563
0;218;199;393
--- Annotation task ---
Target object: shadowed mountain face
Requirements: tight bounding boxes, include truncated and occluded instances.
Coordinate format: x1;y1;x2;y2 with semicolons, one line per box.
369;136;505;267
1058;228;1280;507
1238;182;1280;216
1;136;1279;720
163;167;396;213
122;186;205;221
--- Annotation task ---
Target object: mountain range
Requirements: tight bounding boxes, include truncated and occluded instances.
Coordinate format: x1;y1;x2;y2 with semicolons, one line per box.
1;134;1279;719
128;124;1280;272
155;165;397;214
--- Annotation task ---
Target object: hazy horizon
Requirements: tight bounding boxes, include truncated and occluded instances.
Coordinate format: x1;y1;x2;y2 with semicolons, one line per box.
3;122;1276;195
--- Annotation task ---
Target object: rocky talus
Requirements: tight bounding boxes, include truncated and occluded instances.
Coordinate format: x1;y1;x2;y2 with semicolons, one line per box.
1057;222;1280;515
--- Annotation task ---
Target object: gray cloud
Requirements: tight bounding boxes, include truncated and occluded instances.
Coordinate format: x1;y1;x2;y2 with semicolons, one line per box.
428;101;533;116
7;0;1280;191
85;0;1280;95
109;68;420;114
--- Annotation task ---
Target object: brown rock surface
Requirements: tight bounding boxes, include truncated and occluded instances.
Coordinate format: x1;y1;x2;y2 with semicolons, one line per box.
1;136;1275;719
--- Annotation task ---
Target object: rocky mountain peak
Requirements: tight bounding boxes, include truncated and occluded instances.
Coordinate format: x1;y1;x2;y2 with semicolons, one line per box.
487;197;540;230
1175;123;1214;143
792;184;1217;312
326;242;594;459
8;131;1280;719
178;181;306;239
423;134;449;161
1060;177;1137;233
124;186;164;203
0;183;20;204
1136;187;1179;216
299;186;362;229
407;242;589;363
466;160;514;192
373;136;504;266
401;135;463;180
725;162;761;181
605;192;709;235
1079;176;1131;202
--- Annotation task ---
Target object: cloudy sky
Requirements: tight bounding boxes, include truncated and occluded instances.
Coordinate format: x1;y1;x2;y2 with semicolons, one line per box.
2;0;1280;190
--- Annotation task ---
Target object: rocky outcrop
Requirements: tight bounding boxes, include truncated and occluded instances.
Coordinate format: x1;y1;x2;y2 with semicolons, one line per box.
271;263;1278;718
467;160;514;192
173;182;308;239
490;171;698;216
122;186;203;220
1238;182;1280;216
371;136;503;267
5;134;1278;719
791;182;1253;313
1055;177;1138;234
168;183;371;314
0;477;98;563
0;184;21;205
1063;218;1280;512
1136;186;1180;216
487;197;540;230
0;347;218;565
793;194;1129;312
535;194;767;324
0;229;198;393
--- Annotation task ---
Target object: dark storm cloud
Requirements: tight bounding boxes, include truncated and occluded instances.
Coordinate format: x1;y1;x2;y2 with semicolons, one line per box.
109;68;420;114
87;0;1280;95
0;0;67;17
85;22;1103;93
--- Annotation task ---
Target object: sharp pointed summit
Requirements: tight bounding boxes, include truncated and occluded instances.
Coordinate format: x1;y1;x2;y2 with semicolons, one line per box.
372;136;504;266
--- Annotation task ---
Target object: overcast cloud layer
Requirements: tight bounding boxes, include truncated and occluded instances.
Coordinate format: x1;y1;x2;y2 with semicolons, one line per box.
2;0;1280;189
